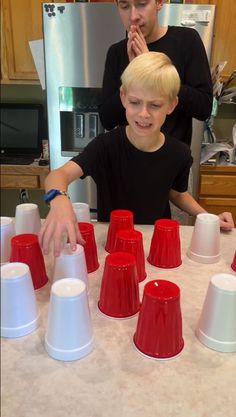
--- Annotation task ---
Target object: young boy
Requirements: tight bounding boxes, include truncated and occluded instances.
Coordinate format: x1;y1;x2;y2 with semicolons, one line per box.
99;0;213;146
39;52;233;256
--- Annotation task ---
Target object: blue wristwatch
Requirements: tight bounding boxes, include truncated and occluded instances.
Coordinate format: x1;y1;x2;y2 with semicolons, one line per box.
44;189;70;205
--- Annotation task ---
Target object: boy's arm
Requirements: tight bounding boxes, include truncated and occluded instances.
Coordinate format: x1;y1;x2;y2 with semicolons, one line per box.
169;189;234;231
39;161;84;257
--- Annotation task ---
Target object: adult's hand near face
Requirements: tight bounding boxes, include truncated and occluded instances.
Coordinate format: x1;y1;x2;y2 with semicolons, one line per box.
127;25;149;61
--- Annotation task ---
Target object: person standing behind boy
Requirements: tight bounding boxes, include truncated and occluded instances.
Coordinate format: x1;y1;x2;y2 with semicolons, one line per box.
39;52;233;256
99;0;213;146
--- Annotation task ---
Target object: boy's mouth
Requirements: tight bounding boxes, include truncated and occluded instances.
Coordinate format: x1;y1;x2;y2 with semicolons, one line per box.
135;121;152;128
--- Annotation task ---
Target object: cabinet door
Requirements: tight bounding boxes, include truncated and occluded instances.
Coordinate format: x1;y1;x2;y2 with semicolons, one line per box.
210;0;236;80
2;0;64;81
3;0;44;80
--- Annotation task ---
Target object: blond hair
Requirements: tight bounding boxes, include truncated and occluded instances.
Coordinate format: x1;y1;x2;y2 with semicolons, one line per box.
121;52;180;102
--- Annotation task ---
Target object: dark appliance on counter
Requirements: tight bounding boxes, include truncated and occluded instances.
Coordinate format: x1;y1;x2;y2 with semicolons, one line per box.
0;103;43;165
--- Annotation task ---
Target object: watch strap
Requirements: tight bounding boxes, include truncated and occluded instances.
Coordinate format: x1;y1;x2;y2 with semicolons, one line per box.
44;189;70;204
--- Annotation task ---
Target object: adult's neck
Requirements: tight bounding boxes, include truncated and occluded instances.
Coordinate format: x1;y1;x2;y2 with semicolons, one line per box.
146;25;168;45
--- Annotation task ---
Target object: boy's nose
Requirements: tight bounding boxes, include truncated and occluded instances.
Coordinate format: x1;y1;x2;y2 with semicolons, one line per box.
139;106;150;118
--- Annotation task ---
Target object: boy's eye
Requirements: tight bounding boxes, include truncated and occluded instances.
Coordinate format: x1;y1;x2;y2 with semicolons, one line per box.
129;100;139;105
151;103;161;109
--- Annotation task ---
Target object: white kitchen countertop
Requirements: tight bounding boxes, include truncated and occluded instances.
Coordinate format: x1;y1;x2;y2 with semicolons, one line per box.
1;223;236;417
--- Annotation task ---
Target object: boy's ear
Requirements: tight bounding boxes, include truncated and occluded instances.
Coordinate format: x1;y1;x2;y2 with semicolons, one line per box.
120;86;127;109
167;96;178;115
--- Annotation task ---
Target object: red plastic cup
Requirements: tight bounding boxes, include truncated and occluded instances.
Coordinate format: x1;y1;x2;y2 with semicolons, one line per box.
231;251;236;273
114;229;146;282
105;209;134;253
147;219;182;268
78;222;99;273
134;280;184;360
98;251;140;318
10;234;48;290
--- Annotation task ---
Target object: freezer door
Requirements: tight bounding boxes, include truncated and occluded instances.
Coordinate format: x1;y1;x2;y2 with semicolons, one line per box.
43;3;125;209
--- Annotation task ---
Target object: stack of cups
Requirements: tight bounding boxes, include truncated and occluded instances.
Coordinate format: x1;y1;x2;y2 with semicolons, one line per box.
10;234;48;290
15;203;41;235
105;209;134;253
52;243;88;291
187;213;220;264
0;217;15;264
98;252;140;319
147;219;182;268
114;229;146;282
45;278;94;361
1;262;39;338
72;202;91;223
196;273;236;353
78;222;99;273
133;279;184;360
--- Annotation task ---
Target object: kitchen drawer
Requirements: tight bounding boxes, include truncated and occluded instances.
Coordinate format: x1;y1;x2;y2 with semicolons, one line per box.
199;174;236;196
198;197;236;224
0;165;49;190
1;174;39;189
198;165;236;224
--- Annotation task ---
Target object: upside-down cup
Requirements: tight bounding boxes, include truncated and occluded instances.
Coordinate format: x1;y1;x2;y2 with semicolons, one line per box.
45;278;94;361
98;251;140;319
105;209;134;253
1;217;15;264
78;222;99;273
187;213;220;264
231;251;236;273
133;280;184;360
15;203;41;235
114;229;146;282
72;202;91;223
52;243;89;291
1;262;39;338
10;234;48;290
196;273;236;353
147;219;182;268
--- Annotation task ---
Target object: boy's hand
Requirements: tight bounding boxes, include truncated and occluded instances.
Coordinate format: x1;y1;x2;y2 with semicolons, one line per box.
127;25;149;62
218;212;234;231
39;196;84;257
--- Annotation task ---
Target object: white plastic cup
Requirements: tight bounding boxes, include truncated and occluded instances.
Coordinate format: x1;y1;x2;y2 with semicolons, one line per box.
196;273;236;353
72;202;91;223
45;278;94;361
187;213;220;264
1;262;39;338
15;203;41;235
52;244;89;291
0;217;15;263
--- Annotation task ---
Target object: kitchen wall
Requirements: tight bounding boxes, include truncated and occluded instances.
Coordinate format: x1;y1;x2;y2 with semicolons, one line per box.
212;103;236;142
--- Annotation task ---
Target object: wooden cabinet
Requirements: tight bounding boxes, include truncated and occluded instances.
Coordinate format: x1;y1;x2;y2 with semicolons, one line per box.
0;164;49;190
186;0;236;80
1;0;235;84
198;165;236;224
1;0;64;83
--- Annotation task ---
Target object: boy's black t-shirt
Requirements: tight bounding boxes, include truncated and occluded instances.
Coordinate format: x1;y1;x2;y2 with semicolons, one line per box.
71;127;192;225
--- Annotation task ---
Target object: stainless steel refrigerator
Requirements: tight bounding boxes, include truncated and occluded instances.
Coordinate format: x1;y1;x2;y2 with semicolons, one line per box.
43;2;215;214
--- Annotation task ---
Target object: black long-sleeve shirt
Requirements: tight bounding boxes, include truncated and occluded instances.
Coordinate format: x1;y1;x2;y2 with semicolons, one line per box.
99;26;213;146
